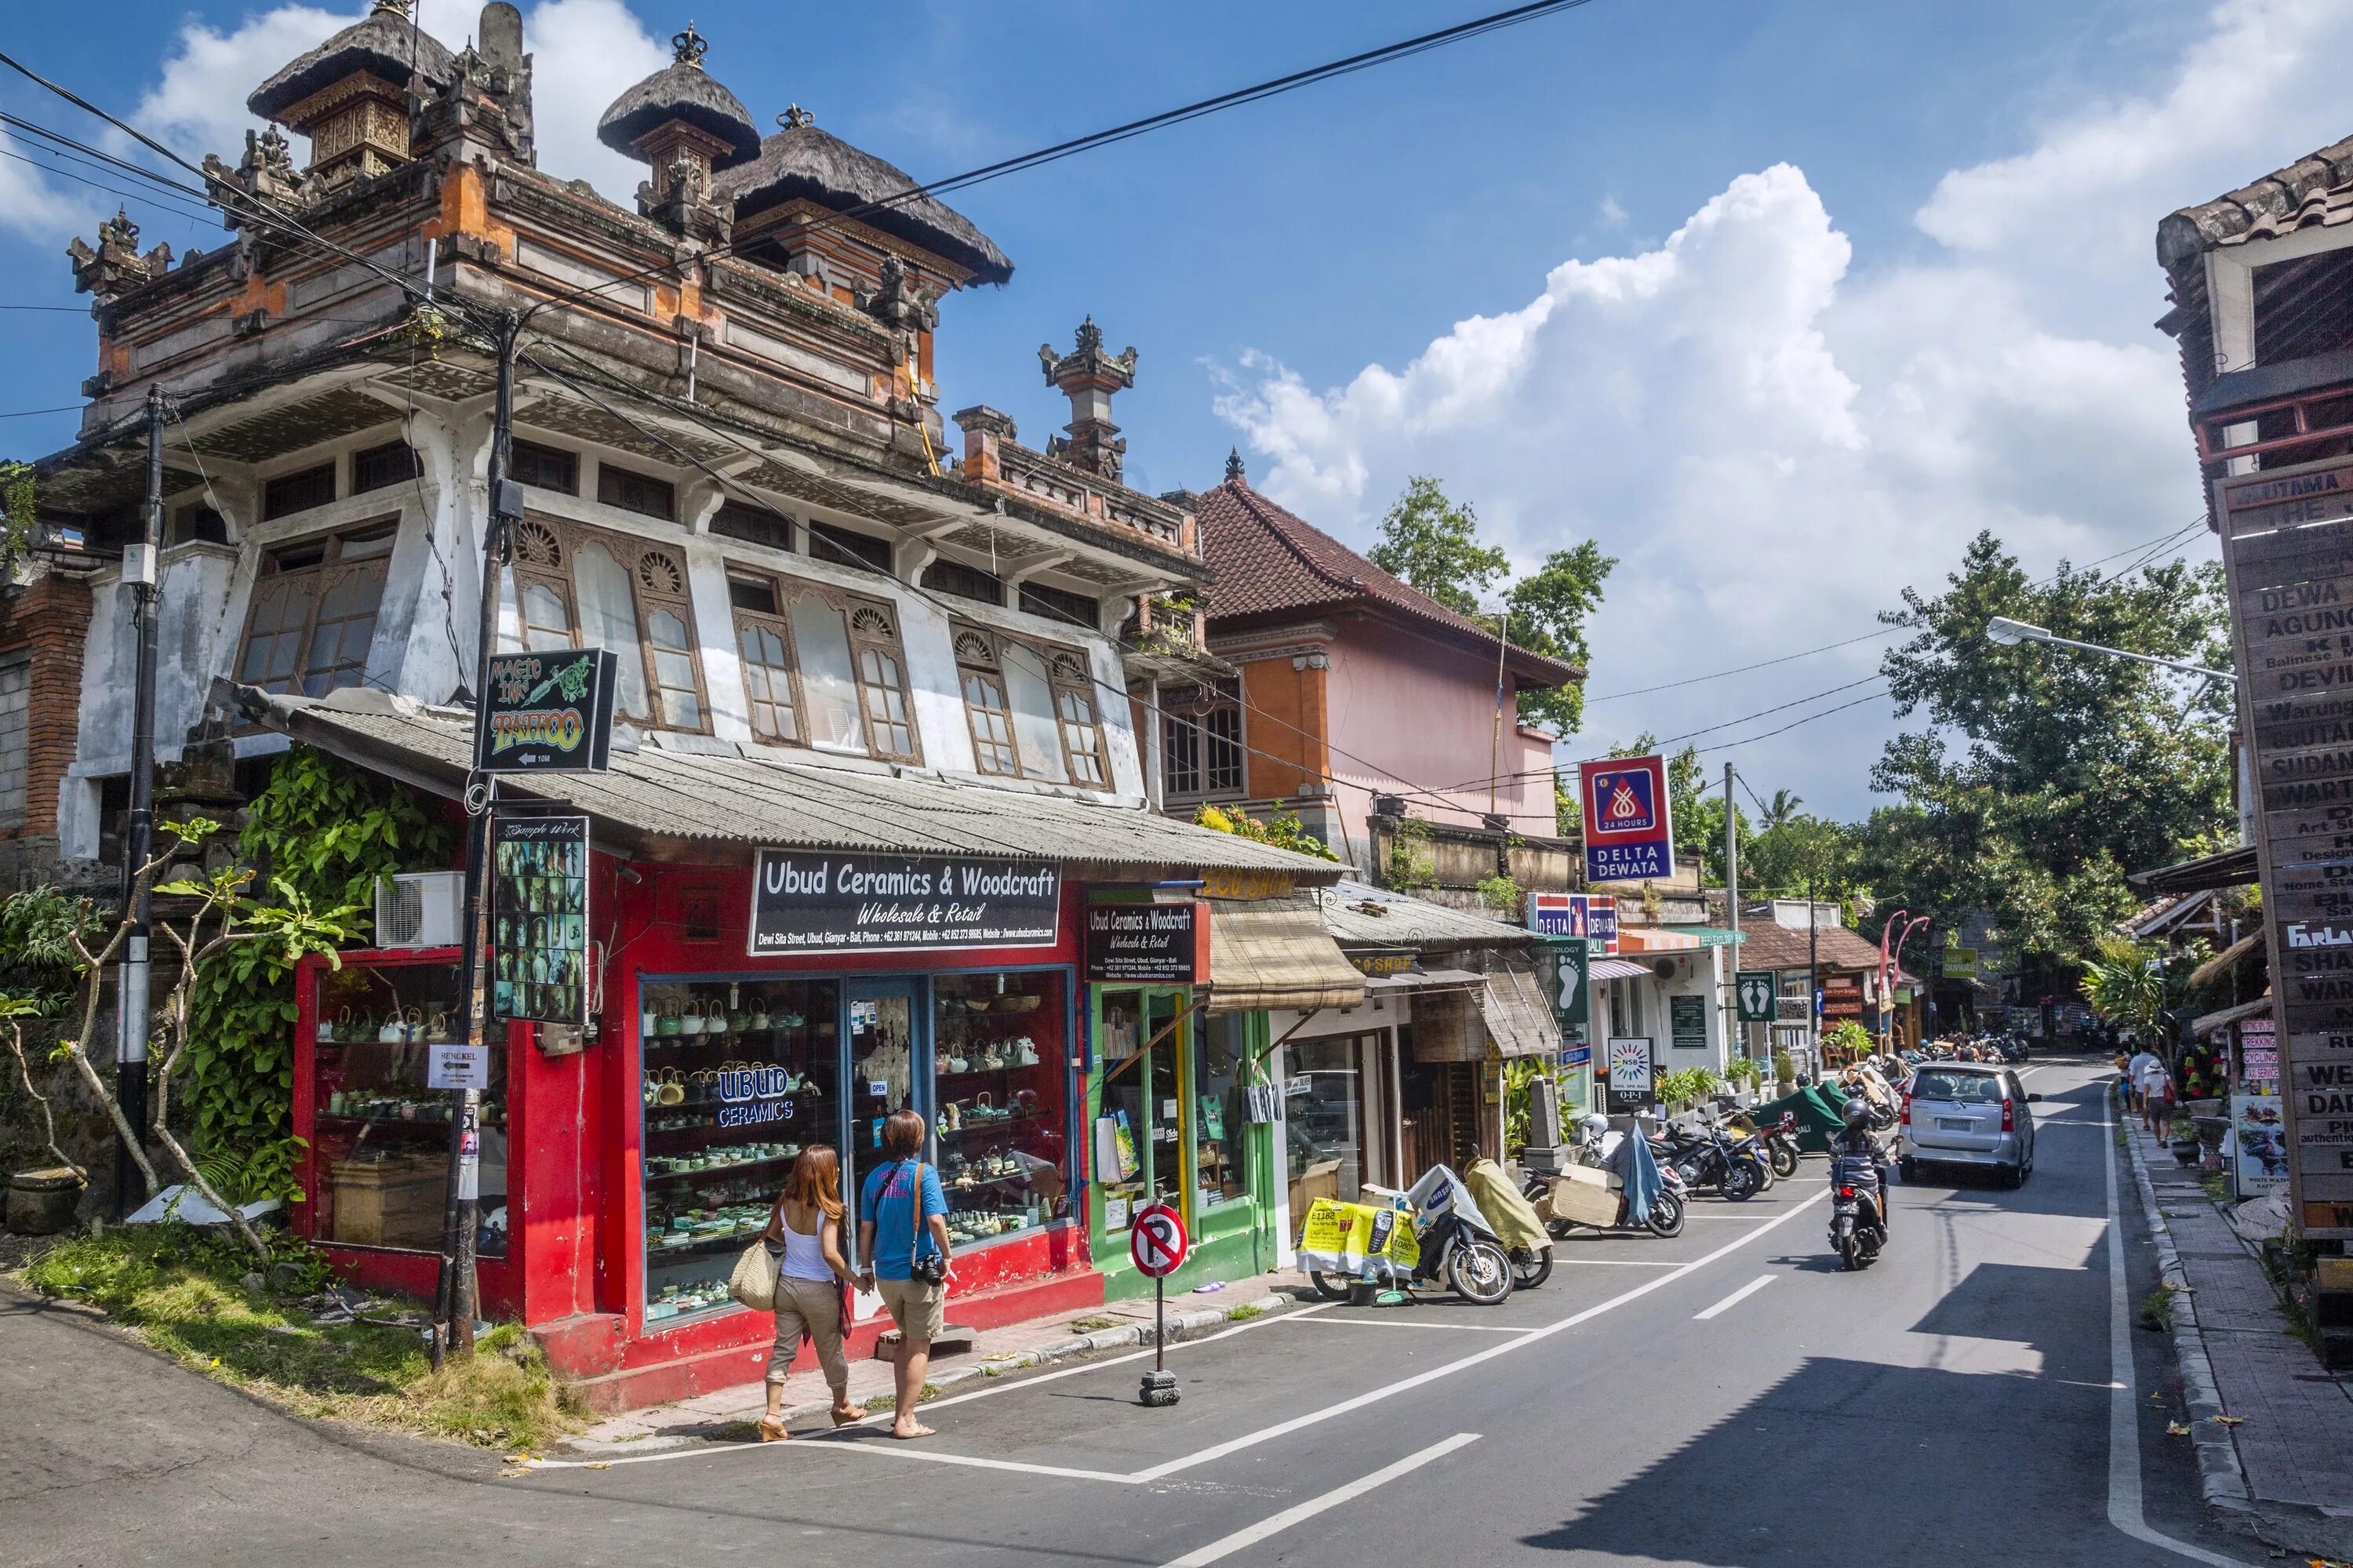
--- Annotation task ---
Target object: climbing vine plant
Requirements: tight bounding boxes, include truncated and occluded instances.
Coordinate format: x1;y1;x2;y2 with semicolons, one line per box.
185;748;454;1200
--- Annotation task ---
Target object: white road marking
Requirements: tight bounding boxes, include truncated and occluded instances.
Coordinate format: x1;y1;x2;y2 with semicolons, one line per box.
1693;1274;1775;1321
1551;1257;1683;1265
2100;1112;2252;1566
1128;1188;1827;1483
1280;1315;1529;1333
1157;1433;1482;1566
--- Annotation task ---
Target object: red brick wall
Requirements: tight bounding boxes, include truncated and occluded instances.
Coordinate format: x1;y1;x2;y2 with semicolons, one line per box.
0;571;93;840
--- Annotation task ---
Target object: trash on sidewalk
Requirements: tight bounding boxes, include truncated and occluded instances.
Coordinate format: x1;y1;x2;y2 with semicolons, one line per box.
124;1185;281;1227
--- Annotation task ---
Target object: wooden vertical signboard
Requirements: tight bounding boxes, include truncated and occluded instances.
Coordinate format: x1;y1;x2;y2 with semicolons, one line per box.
2218;453;2353;1239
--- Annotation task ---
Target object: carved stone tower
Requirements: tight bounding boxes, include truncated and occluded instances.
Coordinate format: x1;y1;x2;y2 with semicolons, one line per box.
1038;317;1138;482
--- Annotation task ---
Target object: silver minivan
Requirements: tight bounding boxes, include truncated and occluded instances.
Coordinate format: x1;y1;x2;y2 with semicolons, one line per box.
1898;1065;2039;1187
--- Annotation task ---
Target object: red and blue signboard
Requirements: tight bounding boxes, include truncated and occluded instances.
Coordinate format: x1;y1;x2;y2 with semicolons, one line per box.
1579;755;1675;884
1526;892;1619;955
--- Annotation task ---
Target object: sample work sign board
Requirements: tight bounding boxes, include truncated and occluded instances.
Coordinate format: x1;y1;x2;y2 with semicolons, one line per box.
2218;453;2353;1237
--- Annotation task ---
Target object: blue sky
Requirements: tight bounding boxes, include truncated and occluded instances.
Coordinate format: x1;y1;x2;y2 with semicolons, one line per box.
2;0;2327;823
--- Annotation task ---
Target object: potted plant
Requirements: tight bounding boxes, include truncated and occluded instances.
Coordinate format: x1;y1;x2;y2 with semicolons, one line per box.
1773;1051;1796;1096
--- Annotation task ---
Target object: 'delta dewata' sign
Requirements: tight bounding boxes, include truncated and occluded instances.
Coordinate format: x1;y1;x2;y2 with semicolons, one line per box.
479;648;617;772
1579;755;1675;882
749;851;1061;955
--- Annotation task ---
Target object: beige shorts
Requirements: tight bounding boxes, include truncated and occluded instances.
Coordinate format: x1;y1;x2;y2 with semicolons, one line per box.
876;1275;945;1348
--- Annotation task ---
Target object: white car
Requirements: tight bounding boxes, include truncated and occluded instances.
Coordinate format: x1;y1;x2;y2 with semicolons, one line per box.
1898;1064;2039;1187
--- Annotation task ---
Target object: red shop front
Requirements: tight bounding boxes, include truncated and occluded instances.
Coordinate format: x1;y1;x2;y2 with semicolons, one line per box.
294;853;1102;1411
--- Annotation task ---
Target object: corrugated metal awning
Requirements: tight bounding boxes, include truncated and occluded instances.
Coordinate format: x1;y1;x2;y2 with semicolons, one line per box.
1203;896;1366;1015
1480;955;1561;1059
1589;957;1653;981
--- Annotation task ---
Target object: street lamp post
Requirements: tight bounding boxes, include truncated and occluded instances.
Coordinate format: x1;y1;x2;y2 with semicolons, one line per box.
1984;616;2237;683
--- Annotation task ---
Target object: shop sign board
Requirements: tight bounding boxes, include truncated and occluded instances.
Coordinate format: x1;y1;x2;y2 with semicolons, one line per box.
1129;1202;1188;1277
2217;453;2353;1235
427;1042;488;1090
1347;947;1416;978
1562;1043;1592;1068
749;851;1060;955
1606;1036;1653;1112
1084;902;1202;984
491;814;590;1025
1819;977;1864;1020
1943;944;1979;979
1579;756;1675;883
1526;892;1617;953
1735;970;1776;1023
478;649;617;773
1555;938;1591;1028
1669;993;1708;1051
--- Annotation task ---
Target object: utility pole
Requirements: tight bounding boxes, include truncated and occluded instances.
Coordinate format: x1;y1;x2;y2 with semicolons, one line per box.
115;384;164;1217
1807;873;1820;1074
432;312;519;1366
1724;762;1740;1064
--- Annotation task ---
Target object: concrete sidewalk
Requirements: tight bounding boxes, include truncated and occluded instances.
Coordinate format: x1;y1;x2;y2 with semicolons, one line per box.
2125;1109;2353;1559
562;1268;1307;1455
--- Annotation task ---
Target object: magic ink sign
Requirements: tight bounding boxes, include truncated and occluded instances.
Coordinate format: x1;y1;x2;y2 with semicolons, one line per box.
479;649;617;773
749;851;1061;955
1578;756;1676;883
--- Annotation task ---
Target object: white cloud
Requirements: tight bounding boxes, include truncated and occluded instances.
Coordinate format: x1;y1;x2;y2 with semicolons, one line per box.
508;0;671;196
1214;0;2350;817
0;141;101;245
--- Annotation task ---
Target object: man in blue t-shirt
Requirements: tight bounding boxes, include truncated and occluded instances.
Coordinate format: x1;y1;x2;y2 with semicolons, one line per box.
858;1108;954;1439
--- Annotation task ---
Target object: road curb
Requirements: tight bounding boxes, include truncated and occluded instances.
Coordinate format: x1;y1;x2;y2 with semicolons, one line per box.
2118;1104;2257;1521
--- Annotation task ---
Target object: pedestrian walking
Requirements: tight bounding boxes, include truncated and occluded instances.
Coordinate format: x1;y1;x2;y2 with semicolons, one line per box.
758;1145;861;1442
2140;1055;2174;1136
858;1109;954;1441
2126;1042;2158;1115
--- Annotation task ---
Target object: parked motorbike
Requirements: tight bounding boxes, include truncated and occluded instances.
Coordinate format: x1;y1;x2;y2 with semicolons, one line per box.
1762;1111;1802;1179
1523;1121;1687;1239
1828;1151;1888;1271
1653;1117;1766;1202
1300;1164;1517;1306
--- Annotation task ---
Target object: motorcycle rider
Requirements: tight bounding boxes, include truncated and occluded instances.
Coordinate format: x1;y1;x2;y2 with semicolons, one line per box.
1830;1097;1893;1236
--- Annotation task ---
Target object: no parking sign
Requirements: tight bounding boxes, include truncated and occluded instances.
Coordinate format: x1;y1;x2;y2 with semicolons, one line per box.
1129;1202;1188;1278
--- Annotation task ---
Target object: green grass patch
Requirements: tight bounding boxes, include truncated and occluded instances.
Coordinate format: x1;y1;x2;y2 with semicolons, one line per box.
2137;1284;2177;1333
2202;1172;2230;1203
1225;1303;1267;1322
1066;1315;1118;1333
17;1223;581;1451
863;1383;940;1413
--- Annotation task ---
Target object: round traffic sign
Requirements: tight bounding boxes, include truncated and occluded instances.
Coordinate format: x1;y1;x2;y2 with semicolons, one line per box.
1129;1202;1188;1277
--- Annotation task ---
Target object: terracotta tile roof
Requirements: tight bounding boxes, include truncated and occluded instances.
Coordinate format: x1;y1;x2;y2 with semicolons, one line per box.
1729;919;1901;977
1191;479;1581;687
2158;133;2353;276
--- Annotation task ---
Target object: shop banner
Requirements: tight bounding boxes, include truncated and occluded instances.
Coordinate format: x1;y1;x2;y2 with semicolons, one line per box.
478;649;617;773
492;814;589;1025
1606;1035;1653;1113
1580;756;1675;883
1084;901;1200;984
1527;893;1618;955
2235;1095;2289;1197
2219;453;2353;1235
749;851;1060;955
1555;938;1591;1028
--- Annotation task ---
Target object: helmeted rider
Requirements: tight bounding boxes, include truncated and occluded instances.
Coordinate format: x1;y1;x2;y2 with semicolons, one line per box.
1830;1096;1893;1235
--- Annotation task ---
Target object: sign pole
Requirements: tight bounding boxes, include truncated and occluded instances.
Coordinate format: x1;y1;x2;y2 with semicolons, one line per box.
1131;1200;1187;1405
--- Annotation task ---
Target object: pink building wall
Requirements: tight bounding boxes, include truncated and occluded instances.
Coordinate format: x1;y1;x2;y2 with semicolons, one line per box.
1324;617;1557;850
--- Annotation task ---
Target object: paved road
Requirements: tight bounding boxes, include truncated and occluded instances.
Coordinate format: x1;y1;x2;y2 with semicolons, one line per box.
1;1057;2264;1566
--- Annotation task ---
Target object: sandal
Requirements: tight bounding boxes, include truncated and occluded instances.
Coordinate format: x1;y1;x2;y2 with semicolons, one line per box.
830;1405;861;1428
757;1414;789;1443
889;1422;935;1441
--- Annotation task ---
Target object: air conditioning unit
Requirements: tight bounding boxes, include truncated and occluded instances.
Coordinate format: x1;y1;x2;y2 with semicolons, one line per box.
376;871;464;949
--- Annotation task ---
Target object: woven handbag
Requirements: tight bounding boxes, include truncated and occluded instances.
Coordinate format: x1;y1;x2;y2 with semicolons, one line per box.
728;1234;781;1312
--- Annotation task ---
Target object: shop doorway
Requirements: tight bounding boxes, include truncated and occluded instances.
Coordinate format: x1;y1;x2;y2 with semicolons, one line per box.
1093;989;1191;1240
1400;1057;1482;1181
846;980;920;1227
1286;1032;1375;1217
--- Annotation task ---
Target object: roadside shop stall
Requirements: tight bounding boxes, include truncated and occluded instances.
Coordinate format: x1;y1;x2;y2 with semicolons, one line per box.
265;691;1338;1410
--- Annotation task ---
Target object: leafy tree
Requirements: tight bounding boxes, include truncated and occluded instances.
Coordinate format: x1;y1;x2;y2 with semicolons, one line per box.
1369;475;1507;617
0;459;34;578
1504;540;1615;735
1863;531;2231;972
1368;476;1615;736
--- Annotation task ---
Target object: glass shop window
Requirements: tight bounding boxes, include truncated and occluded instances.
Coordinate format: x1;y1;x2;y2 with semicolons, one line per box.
309;960;508;1256
639;977;840;1326
1286;1034;1367;1211
931;972;1070;1248
1195;1013;1248;1210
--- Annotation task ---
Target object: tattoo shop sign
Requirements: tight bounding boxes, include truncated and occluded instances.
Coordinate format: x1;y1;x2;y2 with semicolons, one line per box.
749;851;1060;955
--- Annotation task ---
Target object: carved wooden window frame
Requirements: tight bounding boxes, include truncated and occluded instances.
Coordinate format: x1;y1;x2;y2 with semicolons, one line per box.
500;514;712;734
726;567;922;765
951;623;1111;788
1161;678;1246;802
232;518;398;700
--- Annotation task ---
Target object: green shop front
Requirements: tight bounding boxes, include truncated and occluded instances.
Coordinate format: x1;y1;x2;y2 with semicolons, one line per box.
1084;887;1366;1300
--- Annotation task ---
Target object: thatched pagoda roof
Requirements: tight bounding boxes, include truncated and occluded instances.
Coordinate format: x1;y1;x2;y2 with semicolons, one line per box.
715;117;1013;286
596;28;761;167
248;5;456;122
